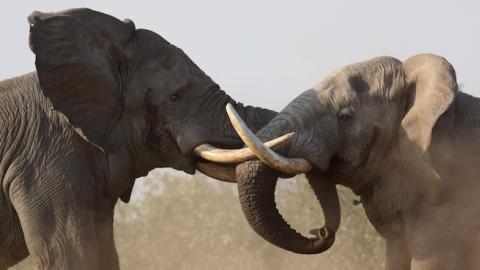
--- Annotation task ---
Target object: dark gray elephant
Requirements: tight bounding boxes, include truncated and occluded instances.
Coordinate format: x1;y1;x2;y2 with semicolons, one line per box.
228;54;480;269
0;8;278;270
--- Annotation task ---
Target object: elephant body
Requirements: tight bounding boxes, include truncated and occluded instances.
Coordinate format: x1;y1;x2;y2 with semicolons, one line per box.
0;9;276;270
232;54;480;269
362;91;480;269
0;73;112;269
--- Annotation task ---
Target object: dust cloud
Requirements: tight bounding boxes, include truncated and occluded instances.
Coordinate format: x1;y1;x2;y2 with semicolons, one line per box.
11;169;383;270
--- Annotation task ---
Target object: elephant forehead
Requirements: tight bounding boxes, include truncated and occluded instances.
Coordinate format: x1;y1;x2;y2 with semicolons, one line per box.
129;55;192;86
314;75;357;109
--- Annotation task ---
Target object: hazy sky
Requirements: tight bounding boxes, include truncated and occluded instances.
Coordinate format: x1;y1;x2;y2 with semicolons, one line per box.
2;0;479;111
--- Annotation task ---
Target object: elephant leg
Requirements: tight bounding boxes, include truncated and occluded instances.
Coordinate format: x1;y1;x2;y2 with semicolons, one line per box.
11;177;100;270
96;222;119;270
95;200;120;270
385;237;411;270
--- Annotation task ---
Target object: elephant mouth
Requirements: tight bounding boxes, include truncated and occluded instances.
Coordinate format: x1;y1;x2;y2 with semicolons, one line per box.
192;140;239;182
321;127;379;180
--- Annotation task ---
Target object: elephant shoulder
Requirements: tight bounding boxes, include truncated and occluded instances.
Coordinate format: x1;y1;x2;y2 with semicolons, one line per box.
0;72;44;107
0;72;50;126
0;72;92;160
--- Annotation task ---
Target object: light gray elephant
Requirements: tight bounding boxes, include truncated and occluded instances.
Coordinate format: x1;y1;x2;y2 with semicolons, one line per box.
226;54;480;269
0;8;280;270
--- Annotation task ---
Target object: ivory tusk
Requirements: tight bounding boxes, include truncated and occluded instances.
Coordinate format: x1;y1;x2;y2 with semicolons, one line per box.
225;103;312;175
193;132;294;164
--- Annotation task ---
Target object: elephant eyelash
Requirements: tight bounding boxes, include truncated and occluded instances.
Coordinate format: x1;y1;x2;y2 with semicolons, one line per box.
169;94;180;103
339;113;352;122
338;108;353;122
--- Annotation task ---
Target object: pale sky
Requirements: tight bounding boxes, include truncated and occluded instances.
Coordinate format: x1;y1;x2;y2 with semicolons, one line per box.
2;0;479;111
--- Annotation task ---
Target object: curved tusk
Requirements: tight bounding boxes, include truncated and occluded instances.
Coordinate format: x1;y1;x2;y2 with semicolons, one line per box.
193;132;294;164
196;162;237;183
226;103;312;175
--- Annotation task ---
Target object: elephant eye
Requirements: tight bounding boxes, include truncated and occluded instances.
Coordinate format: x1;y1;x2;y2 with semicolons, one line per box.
169;94;180;103
338;108;353;122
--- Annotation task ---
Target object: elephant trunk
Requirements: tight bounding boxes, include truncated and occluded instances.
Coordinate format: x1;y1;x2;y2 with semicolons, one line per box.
236;160;335;254
206;87;278;144
174;87;277;154
306;173;341;233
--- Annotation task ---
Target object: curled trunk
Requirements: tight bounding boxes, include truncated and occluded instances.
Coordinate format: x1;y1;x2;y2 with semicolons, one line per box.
236;160;336;254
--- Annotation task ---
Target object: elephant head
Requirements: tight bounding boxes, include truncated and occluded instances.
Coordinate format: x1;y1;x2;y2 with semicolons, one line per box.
227;54;457;253
27;8;280;201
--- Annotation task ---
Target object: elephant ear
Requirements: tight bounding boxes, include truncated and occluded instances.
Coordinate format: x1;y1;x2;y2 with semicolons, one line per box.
398;53;457;204
28;8;135;148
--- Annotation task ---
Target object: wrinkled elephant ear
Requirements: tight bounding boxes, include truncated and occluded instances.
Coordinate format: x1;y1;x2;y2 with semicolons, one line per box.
399;53;457;204
28;8;135;149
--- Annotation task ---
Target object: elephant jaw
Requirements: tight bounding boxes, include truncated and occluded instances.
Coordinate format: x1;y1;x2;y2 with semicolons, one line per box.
195;162;236;183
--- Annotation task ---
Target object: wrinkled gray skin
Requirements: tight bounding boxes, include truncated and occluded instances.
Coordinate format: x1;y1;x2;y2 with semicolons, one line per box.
236;54;480;269
0;8;276;270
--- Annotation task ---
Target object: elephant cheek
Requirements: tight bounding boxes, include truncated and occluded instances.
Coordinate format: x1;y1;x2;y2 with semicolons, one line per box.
167;123;209;154
293;142;333;172
311;158;330;172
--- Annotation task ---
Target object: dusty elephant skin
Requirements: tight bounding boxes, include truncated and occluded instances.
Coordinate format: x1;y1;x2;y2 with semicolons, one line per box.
0;8;276;270
232;54;480;269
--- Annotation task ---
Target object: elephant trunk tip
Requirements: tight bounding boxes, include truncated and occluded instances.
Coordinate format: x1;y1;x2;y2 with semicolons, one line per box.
307;227;336;254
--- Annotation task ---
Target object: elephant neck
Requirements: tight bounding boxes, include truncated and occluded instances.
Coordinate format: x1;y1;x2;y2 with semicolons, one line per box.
102;146;138;203
357;161;424;225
